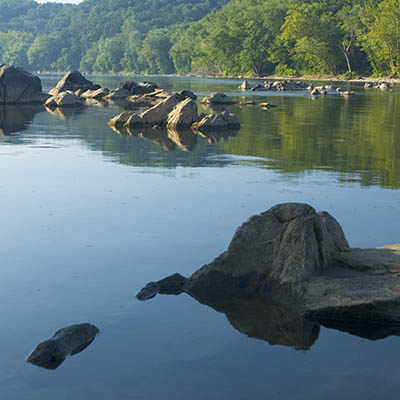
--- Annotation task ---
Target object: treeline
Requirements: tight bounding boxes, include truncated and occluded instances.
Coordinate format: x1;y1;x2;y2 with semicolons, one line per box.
0;0;399;77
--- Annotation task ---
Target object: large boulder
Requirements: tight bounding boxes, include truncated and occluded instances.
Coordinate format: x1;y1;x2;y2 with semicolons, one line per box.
49;71;96;96
167;98;198;129
201;92;237;105
27;323;99;370
137;203;400;344
184;203;349;300
0;65;49;104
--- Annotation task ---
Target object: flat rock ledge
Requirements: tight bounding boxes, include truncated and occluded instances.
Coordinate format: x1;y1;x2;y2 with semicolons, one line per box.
137;203;400;332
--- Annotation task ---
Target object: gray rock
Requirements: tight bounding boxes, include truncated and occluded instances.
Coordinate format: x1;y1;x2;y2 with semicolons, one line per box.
167;98;198;129
50;71;96;96
259;102;277;109
138;95;181;127
184;203;349;300
311;88;320;96
26;323;99;370
45;91;85;108
364;82;373;89
136;282;160;301
201;92;237;105
176;90;197;100
0;65;49;104
250;84;267;91
106;87;132;99
81;87;109;99
192;111;240;132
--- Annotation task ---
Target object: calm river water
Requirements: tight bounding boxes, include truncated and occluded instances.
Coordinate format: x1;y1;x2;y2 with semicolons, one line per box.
0;75;399;399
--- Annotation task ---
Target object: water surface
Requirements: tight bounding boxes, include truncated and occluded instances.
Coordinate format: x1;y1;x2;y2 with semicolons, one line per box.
0;75;399;399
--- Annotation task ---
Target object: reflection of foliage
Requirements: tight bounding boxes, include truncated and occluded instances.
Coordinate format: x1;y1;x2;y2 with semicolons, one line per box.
218;94;400;189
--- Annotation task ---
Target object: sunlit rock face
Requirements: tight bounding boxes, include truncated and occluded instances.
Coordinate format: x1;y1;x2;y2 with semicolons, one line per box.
49;71;97;96
136;203;400;347
0;66;50;104
27;323;99;370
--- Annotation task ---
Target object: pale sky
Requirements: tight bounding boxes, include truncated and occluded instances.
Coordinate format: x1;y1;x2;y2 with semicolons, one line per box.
37;0;83;3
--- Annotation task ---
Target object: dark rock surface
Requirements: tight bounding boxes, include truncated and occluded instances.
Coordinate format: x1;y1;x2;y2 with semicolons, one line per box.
200;92;237;105
27;323;99;370
0;65;49;104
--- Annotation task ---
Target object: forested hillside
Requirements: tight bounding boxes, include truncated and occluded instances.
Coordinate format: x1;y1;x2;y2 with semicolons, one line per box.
0;0;229;73
0;0;399;77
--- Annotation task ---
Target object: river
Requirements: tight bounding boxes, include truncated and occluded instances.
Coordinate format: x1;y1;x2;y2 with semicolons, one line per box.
0;75;399;399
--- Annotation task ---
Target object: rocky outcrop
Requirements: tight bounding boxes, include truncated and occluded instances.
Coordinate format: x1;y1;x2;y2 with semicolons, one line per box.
238;80;251;90
45;91;85;108
0;65;49;104
192;111;240;132
166;98;198;129
201;92;237;105
27;323;99;370
136;203;400;341
184;203;349;300
49;71;96;96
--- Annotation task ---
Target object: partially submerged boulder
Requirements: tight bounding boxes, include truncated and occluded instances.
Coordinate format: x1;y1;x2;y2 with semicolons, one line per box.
49;71;96;96
45;91;85;108
136;203;400;339
0;65;49;104
27;323;99;370
201;92;237;105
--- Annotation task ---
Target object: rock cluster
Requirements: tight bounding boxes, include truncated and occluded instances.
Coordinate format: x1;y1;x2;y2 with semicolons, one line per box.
109;92;240;133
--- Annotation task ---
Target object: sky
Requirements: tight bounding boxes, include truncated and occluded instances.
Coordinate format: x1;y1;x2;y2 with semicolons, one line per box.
37;1;83;3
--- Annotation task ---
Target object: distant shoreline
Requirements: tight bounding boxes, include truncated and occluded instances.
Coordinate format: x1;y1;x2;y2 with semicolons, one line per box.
35;71;400;84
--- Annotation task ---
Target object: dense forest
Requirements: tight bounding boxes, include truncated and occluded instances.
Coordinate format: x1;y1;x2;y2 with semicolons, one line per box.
0;0;399;77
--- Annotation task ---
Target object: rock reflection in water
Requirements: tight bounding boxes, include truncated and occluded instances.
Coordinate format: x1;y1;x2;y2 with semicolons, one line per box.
45;106;84;120
0;105;43;135
111;123;237;152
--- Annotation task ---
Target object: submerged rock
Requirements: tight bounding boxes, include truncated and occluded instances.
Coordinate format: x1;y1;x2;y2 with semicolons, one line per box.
27;323;99;370
0;65;49;104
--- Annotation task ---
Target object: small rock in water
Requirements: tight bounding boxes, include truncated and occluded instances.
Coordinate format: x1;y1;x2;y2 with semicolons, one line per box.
26;323;99;370
136;282;160;300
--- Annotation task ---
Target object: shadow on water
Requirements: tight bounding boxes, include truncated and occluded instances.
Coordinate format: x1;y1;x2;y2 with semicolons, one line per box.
138;286;400;350
0;104;44;135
